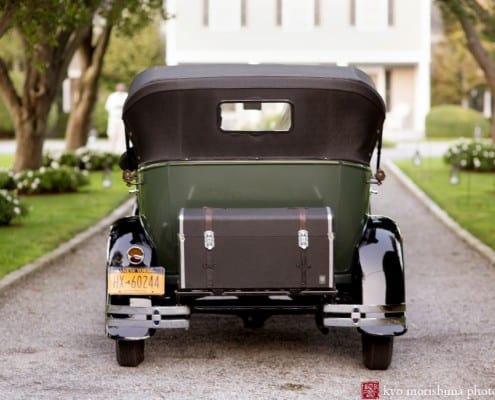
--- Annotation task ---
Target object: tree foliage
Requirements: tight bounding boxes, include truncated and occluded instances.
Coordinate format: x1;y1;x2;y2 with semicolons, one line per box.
436;0;495;143
102;23;165;91
0;0;166;170
0;1;97;171
431;30;485;106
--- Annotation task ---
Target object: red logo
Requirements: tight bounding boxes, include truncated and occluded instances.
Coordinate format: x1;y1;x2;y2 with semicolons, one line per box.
361;381;380;399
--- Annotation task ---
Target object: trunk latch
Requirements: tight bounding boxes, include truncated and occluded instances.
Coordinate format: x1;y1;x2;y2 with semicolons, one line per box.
298;229;309;250
204;230;215;250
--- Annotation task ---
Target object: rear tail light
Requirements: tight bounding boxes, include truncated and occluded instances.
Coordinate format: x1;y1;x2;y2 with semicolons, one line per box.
127;246;145;265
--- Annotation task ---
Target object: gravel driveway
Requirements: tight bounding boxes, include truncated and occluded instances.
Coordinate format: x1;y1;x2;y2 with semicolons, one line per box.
0;169;494;400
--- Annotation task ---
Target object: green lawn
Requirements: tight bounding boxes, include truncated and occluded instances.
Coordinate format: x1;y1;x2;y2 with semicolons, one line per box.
0;156;130;279
0;154;13;168
396;158;495;250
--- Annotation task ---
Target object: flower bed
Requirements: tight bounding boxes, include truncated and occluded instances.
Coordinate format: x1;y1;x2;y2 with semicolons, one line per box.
444;140;495;172
43;148;119;171
0;148;119;224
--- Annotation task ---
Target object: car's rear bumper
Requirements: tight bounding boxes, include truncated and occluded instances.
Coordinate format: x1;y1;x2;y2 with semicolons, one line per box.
106;299;406;340
323;303;406;336
106;300;190;340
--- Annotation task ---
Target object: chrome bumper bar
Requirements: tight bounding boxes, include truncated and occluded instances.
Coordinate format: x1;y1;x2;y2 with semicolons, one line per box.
106;305;191;330
323;303;406;334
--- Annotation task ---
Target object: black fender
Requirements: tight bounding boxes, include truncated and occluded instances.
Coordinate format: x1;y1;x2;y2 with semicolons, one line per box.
106;215;157;267
357;215;406;335
106;216;158;340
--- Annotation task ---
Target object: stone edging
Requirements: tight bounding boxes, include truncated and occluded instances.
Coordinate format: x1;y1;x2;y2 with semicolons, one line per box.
385;159;495;266
0;197;135;294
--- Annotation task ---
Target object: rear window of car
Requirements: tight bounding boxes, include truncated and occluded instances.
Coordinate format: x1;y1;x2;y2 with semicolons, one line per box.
219;101;292;132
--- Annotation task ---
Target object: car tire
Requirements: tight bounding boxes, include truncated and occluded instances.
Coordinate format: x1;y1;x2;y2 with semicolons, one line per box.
361;333;394;370
116;339;145;367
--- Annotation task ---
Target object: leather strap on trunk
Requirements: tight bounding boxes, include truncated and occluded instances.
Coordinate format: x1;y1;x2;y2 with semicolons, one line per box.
297;208;311;287
203;207;215;288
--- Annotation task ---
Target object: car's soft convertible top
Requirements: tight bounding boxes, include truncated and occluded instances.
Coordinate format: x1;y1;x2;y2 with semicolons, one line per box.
123;64;386;165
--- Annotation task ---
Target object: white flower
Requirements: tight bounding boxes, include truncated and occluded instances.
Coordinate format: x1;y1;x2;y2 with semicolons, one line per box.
473;158;481;169
50;161;60;169
460;159;467;167
13;207;20;215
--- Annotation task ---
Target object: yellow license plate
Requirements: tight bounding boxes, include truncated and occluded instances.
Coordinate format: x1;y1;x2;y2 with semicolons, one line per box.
107;267;165;295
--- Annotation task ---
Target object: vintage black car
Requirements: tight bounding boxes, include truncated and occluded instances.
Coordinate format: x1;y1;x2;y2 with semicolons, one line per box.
106;65;406;369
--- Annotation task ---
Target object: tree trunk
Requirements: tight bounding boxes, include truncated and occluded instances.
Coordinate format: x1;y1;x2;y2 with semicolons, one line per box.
64;78;97;150
64;25;112;151
12;114;47;172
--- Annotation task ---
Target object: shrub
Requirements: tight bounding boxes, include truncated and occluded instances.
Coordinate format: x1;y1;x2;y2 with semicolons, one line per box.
426;105;491;139
43;148;119;171
10;166;90;194
0;190;28;225
444;139;495;172
0;169;16;190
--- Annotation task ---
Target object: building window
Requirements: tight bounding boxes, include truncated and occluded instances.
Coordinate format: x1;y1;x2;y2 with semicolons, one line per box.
241;0;247;26
276;0;282;26
350;0;392;30
388;0;394;26
276;0;318;31
314;0;321;26
385;69;392;112
203;0;244;31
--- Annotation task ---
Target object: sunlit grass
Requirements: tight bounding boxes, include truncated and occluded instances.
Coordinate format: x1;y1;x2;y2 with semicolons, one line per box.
0;153;13;168
396;158;495;250
0;157;130;278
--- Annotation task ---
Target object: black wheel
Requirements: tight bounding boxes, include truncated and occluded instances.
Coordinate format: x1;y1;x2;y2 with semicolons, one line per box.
361;334;394;370
116;339;145;367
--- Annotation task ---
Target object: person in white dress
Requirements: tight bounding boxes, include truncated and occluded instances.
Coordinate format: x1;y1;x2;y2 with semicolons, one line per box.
105;83;128;154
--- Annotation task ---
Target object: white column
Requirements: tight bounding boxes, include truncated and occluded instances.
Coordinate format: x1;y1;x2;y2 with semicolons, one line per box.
414;0;431;134
165;0;178;65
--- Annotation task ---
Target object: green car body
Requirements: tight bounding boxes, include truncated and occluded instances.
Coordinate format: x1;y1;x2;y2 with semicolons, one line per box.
138;160;371;283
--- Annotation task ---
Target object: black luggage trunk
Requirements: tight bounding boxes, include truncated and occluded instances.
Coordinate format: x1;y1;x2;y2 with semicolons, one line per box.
178;207;334;290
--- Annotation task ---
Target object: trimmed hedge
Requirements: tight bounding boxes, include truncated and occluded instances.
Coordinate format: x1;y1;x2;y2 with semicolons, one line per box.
426;105;491;139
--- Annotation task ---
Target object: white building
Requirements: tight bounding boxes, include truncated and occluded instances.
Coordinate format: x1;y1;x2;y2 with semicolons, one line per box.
165;0;431;138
